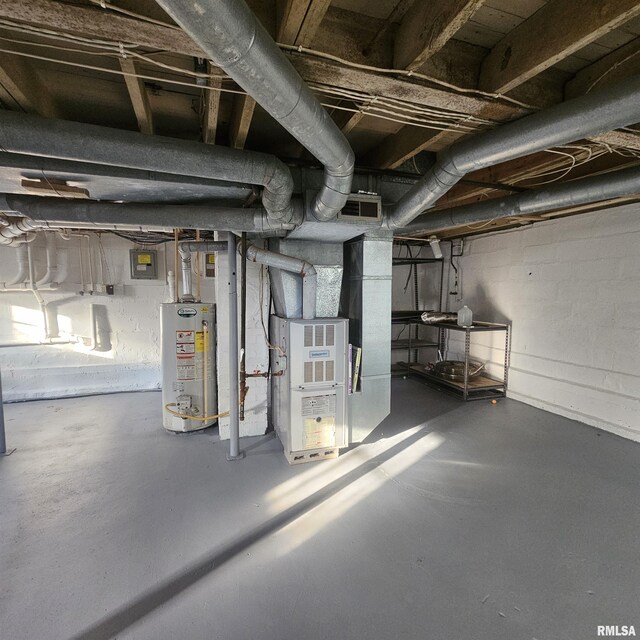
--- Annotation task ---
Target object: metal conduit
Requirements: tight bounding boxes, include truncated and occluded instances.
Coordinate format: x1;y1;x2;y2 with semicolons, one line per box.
156;0;355;221
400;164;640;236
389;76;640;228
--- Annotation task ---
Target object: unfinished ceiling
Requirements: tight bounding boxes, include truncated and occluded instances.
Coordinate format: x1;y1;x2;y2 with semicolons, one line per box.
2;0;640;237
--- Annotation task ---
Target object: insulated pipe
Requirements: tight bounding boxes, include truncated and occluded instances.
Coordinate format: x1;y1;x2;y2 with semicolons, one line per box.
388;76;640;228
0;111;296;224
177;240;228;302
156;0;355;221
0;194;293;234
36;233;58;286
3;243;29;286
226;234;244;461
243;244;317;319
400;164;640;236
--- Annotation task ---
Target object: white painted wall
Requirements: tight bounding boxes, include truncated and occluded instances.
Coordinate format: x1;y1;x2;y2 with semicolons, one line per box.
441;204;640;442
214;238;270;440
0;232;179;401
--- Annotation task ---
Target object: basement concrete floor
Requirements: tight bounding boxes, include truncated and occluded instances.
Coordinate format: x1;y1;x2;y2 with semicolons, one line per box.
1;379;639;640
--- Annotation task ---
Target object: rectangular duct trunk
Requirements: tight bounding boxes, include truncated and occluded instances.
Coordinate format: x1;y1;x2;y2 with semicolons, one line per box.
342;232;393;443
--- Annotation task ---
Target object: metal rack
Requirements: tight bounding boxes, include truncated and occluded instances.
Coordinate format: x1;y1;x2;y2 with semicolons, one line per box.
391;256;444;374
406;321;511;401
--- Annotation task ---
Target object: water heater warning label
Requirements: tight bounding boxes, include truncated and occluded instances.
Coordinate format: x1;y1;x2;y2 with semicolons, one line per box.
176;330;194;342
176;355;196;381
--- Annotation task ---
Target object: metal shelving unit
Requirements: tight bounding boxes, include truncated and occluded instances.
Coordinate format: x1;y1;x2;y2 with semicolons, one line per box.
391;255;444;375
407;321;511;401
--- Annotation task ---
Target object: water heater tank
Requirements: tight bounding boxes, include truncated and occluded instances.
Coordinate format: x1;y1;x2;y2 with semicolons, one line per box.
161;303;217;433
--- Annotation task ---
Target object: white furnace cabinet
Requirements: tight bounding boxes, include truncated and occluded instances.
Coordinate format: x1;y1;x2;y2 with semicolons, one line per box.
270;316;349;463
161;303;217;433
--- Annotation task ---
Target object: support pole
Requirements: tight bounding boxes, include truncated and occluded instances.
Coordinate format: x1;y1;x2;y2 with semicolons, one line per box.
226;234;244;461
0;368;15;456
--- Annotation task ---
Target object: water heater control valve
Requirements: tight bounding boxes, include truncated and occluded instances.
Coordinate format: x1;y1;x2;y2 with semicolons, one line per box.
176;394;193;413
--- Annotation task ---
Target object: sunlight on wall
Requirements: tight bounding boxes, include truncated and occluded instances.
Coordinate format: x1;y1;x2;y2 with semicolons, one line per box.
10;305;45;341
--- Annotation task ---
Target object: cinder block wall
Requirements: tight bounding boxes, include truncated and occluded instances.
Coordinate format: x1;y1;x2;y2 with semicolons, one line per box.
0;234;172;400
214;241;269;440
443;204;640;442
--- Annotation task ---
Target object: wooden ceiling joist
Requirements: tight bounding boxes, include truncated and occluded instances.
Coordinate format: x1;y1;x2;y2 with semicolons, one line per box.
119;58;154;135
394;0;486;71
479;0;640;94
229;93;256;149
203;65;222;145
565;37;640;99
277;0;332;46
0;53;59;118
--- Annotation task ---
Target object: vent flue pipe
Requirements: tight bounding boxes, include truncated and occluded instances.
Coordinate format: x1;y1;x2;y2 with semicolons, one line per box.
178;240;228;302
156;0;355;221
400;164;640;236
242;243;317;319
388;76;640;229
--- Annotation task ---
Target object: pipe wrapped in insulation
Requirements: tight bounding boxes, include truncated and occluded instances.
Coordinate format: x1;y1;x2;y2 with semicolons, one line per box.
156;0;355;221
243;243;317;319
389;76;640;228
0;111;296;224
401;164;640;235
0;195;289;234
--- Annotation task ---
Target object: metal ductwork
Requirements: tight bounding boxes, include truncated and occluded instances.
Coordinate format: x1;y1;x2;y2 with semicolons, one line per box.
388;76;640;229
242;243;317;319
0;111;297;225
156;0;355;222
401;164;640;236
0;194;293;235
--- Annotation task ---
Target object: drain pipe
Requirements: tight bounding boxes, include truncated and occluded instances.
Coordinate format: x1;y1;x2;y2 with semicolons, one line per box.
2;243;29;287
388;76;640;228
400;164;640;236
243;243;317;319
0;111;296;225
156;0;355;221
226;234;244;461
36;233;58;287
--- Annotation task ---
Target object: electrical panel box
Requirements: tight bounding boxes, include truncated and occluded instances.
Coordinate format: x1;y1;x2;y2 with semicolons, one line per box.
130;250;158;279
270;316;349;463
160;303;216;433
204;252;216;278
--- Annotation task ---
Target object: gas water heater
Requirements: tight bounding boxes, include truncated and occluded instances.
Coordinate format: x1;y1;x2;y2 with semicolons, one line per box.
161;303;216;433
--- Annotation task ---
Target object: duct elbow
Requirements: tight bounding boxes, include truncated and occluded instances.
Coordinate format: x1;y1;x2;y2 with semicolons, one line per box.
312;148;356;221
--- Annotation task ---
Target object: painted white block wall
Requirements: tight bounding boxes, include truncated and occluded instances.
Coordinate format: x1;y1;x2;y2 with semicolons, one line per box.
0;233;178;401
442;204;640;442
214;240;270;440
